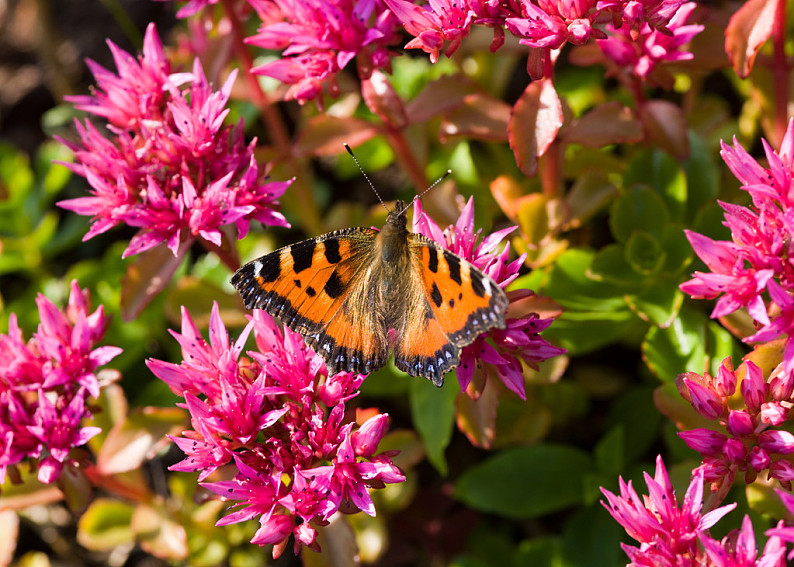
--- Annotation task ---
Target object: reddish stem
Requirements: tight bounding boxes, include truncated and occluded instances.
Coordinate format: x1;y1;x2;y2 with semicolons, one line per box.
772;0;788;145
386;127;428;193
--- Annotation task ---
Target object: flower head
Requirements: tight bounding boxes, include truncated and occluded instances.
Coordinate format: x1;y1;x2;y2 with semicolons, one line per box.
0;281;120;485
247;0;401;104
596;2;703;79
147;304;404;557
681;118;794;390
677;358;794;491
58;24;291;259
601;455;737;565
506;0;602;49
412;197;565;399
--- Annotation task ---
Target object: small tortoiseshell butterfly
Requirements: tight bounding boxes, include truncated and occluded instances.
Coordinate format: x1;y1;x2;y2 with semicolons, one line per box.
231;200;508;386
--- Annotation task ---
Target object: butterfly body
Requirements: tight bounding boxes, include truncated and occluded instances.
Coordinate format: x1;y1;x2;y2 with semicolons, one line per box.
232;201;508;386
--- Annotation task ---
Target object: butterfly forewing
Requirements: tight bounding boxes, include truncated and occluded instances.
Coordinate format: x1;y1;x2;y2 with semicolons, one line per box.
231;228;391;375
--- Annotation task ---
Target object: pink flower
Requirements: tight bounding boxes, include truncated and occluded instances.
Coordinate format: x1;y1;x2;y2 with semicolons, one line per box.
597;0;687;35
385;0;477;62
506;0;603;50
58;24;291;259
601;455;737;565
676;359;794;490
247;0;401;104
596;1;703;79
412;197;566;399
148;304;404;557
0;280;120;485
682;119;794;388
700;514;787;567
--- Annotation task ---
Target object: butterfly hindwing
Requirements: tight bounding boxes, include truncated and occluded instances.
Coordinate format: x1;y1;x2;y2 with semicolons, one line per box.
393;235;508;385
231;228;390;375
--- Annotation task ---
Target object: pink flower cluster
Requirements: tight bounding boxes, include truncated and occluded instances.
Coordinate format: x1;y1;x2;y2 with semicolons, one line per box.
412;197;566;399
58;24;291;259
677;358;794;492
601;455;788;566
385;0;691;60
680;119;794;383
0;281;121;485
597;2;703;79
246;0;402;104
146;304;404;557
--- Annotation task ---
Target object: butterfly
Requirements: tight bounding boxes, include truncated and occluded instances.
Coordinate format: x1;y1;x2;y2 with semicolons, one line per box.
231;200;508;386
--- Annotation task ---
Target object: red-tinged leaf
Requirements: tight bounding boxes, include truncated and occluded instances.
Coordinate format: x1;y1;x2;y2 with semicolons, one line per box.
638;100;689;159
87;384;129;452
376;429;425;471
717;309;757;340
0;473;63;511
440;93;511;141
508;79;563;176
725;0;778;78
0;510;18;566
516;193;549;247
564;173;618;230
165;275;246;328
296;115;378;157
456;379;500;449
304;514;359;567
490;175;526;222
77;498;135;551
133;504;189;560
361;70;408;129
96;407;186;475
506;290;564;321
121;240;189;322
60;464;94;515
405;74;475;124
561;102;642;147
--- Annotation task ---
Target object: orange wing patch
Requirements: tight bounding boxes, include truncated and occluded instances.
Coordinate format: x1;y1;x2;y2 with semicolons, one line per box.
232;229;375;335
392;238;508;385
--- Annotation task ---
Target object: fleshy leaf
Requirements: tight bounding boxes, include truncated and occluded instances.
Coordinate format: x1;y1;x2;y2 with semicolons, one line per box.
454;444;591;518
441;93;511;141
724;0;778;78
561;102;642;147
509;79;563;176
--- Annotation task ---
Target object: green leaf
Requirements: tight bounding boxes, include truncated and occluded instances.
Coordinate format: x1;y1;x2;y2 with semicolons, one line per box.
624;230;665;275
606;387;661;465
623;150;686;222
682;132;719;224
410;378;457;475
594;426;625;479
642;305;746;381
626;282;684;328
562;504;626;567
660;225;694;275
514;537;565;567
588;244;645;286
544;249;631;312
544;309;642;355
610;186;670;243
77;498;135;551
454;444;592;518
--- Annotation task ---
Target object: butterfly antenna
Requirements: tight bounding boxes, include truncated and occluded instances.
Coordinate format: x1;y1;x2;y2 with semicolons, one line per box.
397;169;453;216
344;143;388;212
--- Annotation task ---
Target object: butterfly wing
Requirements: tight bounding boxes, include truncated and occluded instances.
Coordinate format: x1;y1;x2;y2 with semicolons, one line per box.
231;229;390;375
393;235;509;386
